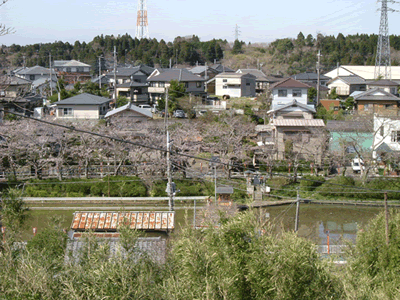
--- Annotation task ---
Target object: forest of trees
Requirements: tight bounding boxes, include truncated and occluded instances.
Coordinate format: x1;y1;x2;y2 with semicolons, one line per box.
3;32;400;76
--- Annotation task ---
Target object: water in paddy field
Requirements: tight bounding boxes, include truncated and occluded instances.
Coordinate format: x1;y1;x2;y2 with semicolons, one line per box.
20;204;394;244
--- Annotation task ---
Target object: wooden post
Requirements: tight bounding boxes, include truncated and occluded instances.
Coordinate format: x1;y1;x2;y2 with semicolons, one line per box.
295;188;300;232
384;192;389;245
1;226;5;243
327;231;330;254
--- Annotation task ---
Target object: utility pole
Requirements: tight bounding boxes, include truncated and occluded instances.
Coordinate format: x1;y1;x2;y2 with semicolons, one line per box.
98;56;102;90
49;53;53;96
205;62;208;92
295;188;300;232
165;88;174;211
316;50;321;106
384;192;389;245
113;46;117;101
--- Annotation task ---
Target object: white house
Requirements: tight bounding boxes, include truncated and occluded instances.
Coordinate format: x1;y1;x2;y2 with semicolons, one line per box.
214;73;256;98
268;78;315;119
54;93;110;119
324;65;400;83
373;115;400;158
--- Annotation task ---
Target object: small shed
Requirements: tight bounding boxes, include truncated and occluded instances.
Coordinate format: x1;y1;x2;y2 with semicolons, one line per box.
216;186;234;206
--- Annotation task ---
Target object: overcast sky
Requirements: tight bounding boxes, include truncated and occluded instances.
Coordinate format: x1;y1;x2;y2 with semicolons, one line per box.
0;0;397;46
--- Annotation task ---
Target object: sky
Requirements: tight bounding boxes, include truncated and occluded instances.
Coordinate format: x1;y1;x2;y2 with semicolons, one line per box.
0;0;398;46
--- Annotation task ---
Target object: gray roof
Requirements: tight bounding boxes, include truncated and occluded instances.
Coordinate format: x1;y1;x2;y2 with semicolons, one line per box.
105;103;152;119
237;69;268;81
269;100;316;114
5;76;31;85
291;72;330;81
331;76;366;85
366;79;399;87
91;74;112;84
353;88;400;102
147;69;205;82
15;65;53;75
212;64;235;73
215;72;257;79
55;93;111;105
117;81;148;88
32;77;57;88
110;65;155;77
326;120;373;132
54;60;91;67
189;66;218;75
216;186;234;194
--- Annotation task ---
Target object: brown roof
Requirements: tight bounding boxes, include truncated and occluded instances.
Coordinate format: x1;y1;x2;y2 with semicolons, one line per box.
71;211;175;231
270;77;312;89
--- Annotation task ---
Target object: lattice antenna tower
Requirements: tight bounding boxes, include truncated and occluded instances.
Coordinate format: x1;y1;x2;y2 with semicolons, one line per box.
234;24;241;41
375;0;397;80
136;0;149;39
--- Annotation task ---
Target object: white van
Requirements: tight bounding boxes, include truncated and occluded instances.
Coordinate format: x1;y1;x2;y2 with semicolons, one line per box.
139;104;156;113
351;158;364;174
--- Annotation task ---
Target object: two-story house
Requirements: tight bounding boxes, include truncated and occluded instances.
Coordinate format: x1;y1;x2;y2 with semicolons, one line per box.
116;81;149;104
54;60;91;84
147;68;206;101
265;78;326;163
366;79;399;96
327;75;366;97
236;69;270;94
214;73;256;98
14;65;56;82
109;64;155;85
268;78;315;119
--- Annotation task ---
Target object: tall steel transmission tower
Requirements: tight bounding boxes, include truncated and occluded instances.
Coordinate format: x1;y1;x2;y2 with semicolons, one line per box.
135;0;149;39
234;24;240;41
375;0;395;80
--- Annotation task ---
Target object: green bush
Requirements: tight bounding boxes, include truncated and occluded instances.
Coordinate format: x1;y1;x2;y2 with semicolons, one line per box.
315;176;356;198
300;175;325;191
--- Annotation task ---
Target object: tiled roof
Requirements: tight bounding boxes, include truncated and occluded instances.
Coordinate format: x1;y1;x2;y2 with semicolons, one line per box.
353;88;400;101
273;119;325;127
15;65;52;75
236;69;268;80
54;60;91;67
270;77;311;89
105;103;152;118
326;120;373;132
291;72;330;81
55;93;111;105
215;73;256;79
147;68;206;82
366;79;399;86
211;64;235;73
189;66;218;74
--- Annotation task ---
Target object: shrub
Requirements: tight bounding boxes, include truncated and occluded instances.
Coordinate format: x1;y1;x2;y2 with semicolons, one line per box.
300;175;325;191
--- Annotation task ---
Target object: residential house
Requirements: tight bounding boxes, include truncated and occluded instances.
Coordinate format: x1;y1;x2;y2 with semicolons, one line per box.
104;102;152;122
320;99;341;114
54;93;110;119
53;60;91;84
326;120;373;155
91;74;112;88
188;65;219;94
353;88;400;116
116;81;149;104
366;79;399;95
273;119;326;163
14;65;56;82
327;76;366;97
373;115;400;160
214;73;256;98
236;69;271;94
147;68;206;101
32;77;57;95
0;76;31;99
268;78;315;119
324;65;400;83
109;64;155;85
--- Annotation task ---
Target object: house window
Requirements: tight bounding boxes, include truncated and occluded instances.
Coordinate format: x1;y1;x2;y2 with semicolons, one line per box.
278;89;287;97
29;75;35;80
293;89;302;97
184;82;189;88
196;82;202;88
364;104;369;111
223;79;227;83
246;82;251;86
390;88;396;94
391;131;400;143
63;108;73;116
66;67;71;72
159;82;165;87
223;86;228;89
385;104;393;109
150;82;156;87
359;86;366;91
